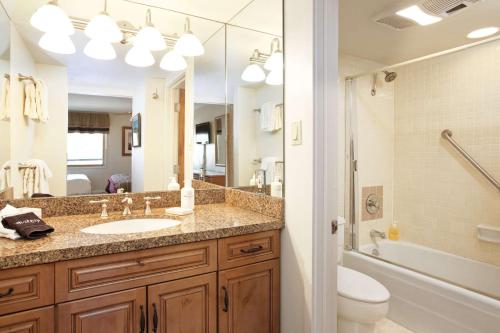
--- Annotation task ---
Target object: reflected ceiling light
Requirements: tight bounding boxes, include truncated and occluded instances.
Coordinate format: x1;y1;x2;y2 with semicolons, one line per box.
30;0;74;35
467;27;499;39
125;45;155;67
266;69;283;86
85;1;122;43
174;18;205;57
84;39;116;60
135;9;166;51
160;49;187;71
396;5;442;26
242;63;266;83
39;32;76;54
264;38;283;71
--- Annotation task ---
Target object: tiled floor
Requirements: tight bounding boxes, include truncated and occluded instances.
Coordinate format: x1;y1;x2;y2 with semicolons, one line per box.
375;318;414;333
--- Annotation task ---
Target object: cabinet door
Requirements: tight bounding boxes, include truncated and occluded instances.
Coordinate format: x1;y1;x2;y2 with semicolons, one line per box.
0;306;54;333
148;273;217;333
56;287;146;333
219;260;280;333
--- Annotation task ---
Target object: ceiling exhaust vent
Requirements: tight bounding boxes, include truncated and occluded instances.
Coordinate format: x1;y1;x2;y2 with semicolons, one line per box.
373;0;482;30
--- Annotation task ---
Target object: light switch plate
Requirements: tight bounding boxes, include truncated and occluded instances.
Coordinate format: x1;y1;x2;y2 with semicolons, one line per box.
291;121;302;145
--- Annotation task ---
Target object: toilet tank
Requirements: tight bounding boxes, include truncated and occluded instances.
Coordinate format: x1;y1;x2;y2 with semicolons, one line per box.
337;217;346;264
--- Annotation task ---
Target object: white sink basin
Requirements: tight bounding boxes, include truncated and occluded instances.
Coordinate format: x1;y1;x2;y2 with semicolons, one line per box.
81;218;181;235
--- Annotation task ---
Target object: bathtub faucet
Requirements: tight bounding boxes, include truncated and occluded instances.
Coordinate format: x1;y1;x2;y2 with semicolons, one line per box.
370;229;386;256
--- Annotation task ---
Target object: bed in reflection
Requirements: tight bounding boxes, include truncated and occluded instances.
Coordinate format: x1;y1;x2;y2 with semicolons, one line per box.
66;174;91;196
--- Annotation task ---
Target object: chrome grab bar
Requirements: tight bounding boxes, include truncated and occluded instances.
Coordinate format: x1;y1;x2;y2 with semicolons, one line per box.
441;129;500;191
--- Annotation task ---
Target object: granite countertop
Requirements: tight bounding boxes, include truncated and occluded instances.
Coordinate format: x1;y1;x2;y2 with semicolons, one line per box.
0;203;283;270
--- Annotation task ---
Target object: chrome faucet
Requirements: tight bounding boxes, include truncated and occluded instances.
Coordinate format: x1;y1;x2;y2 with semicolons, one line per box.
89;199;109;219
370;229;386;256
121;194;133;216
144;196;161;215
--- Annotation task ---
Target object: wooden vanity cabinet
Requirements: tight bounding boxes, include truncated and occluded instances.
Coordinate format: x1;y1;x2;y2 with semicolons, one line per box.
0;230;280;333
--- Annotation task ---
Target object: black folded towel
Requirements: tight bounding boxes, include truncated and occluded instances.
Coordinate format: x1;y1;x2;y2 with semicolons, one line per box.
2;213;54;239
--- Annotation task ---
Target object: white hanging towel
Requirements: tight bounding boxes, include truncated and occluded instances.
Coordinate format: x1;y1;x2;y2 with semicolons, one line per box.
0;161;11;191
20;160;53;197
260;157;277;184
260;102;283;132
0;76;10;120
23;81;38;120
34;79;49;122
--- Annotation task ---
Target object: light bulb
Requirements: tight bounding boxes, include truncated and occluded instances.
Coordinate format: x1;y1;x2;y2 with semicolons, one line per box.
39;32;76;54
467;27;499;39
125;45;155;67
30;2;74;35
175;33;205;57
241;63;265;83
84;39;116;60
266;69;283;86
264;51;283;71
135;26;166;51
85;13;122;43
160;50;187;71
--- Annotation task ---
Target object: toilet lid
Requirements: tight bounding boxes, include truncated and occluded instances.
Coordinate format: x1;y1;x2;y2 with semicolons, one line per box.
338;266;390;304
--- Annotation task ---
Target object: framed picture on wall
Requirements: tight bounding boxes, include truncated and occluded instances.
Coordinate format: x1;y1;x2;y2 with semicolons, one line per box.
132;114;141;147
122;126;132;156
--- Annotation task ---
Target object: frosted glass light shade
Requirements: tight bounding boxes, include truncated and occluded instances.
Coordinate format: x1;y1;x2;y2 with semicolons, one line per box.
125;45;155;67
264;51;283;71
241;64;265;83
84;39;116;60
30;2;74;35
39;32;76;54
160;50;187;71
174;33;204;57
135;26;166;51
85;13;122;43
396;5;442;26
266;69;283;86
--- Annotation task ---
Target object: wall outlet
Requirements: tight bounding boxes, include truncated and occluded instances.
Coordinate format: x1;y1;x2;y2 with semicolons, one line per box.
291;121;302;145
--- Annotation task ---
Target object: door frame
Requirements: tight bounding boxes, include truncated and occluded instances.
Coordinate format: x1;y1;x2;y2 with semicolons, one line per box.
312;0;339;331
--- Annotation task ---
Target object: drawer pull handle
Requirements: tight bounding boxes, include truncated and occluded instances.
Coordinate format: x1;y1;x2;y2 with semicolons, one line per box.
240;245;263;254
152;303;158;333
222;286;229;312
140;305;145;333
0;288;13;298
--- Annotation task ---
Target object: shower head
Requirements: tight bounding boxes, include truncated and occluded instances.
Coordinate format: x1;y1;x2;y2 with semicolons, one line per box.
383;71;397;83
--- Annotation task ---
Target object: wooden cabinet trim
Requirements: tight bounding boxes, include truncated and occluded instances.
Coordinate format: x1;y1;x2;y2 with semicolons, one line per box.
0;306;54;333
55;240;217;303
218;230;280;270
0;264;54;316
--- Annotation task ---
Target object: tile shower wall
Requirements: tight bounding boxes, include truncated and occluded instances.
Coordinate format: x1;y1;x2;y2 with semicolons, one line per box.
339;54;395;246
394;40;500;266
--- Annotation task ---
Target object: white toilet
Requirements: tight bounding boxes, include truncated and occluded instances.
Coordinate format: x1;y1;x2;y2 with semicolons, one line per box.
337;219;390;333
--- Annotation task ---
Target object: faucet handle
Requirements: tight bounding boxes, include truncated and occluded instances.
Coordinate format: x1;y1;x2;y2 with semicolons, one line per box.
144;196;161;201
89;199;109;218
89;199;109;204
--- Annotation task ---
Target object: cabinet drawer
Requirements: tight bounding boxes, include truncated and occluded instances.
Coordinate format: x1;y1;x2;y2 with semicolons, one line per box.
55;240;217;302
0;264;54;316
218;231;280;270
0;306;54;333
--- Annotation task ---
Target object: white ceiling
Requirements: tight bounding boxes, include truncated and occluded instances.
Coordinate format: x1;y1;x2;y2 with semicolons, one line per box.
2;0;282;98
340;0;500;65
69;94;132;113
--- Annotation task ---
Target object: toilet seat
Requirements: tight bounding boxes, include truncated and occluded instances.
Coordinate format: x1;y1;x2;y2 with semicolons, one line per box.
338;266;390;304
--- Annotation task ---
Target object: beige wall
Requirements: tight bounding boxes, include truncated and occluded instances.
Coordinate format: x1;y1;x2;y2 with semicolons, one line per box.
394;39;500;266
0;59;9;167
69;113;131;193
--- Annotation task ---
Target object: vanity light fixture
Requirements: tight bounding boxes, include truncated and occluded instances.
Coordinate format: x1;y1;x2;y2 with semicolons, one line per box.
242;50;267;83
39;32;76;54
467;27;499;39
266;69;283;86
264;38;283;71
160;49;187;71
174;18;205;57
84;39;116;60
84;0;122;43
396;5;442;26
135;9;167;51
125;45;155;67
30;0;74;35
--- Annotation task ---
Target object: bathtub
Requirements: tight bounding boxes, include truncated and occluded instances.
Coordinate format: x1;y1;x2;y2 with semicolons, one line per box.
343;240;500;333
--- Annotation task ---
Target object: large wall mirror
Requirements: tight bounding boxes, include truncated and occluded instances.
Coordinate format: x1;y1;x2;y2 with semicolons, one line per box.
0;0;284;200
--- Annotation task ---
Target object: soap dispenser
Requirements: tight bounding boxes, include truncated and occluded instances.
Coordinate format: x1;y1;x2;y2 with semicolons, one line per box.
388;221;400;241
167;177;180;191
181;179;195;210
271;177;282;198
